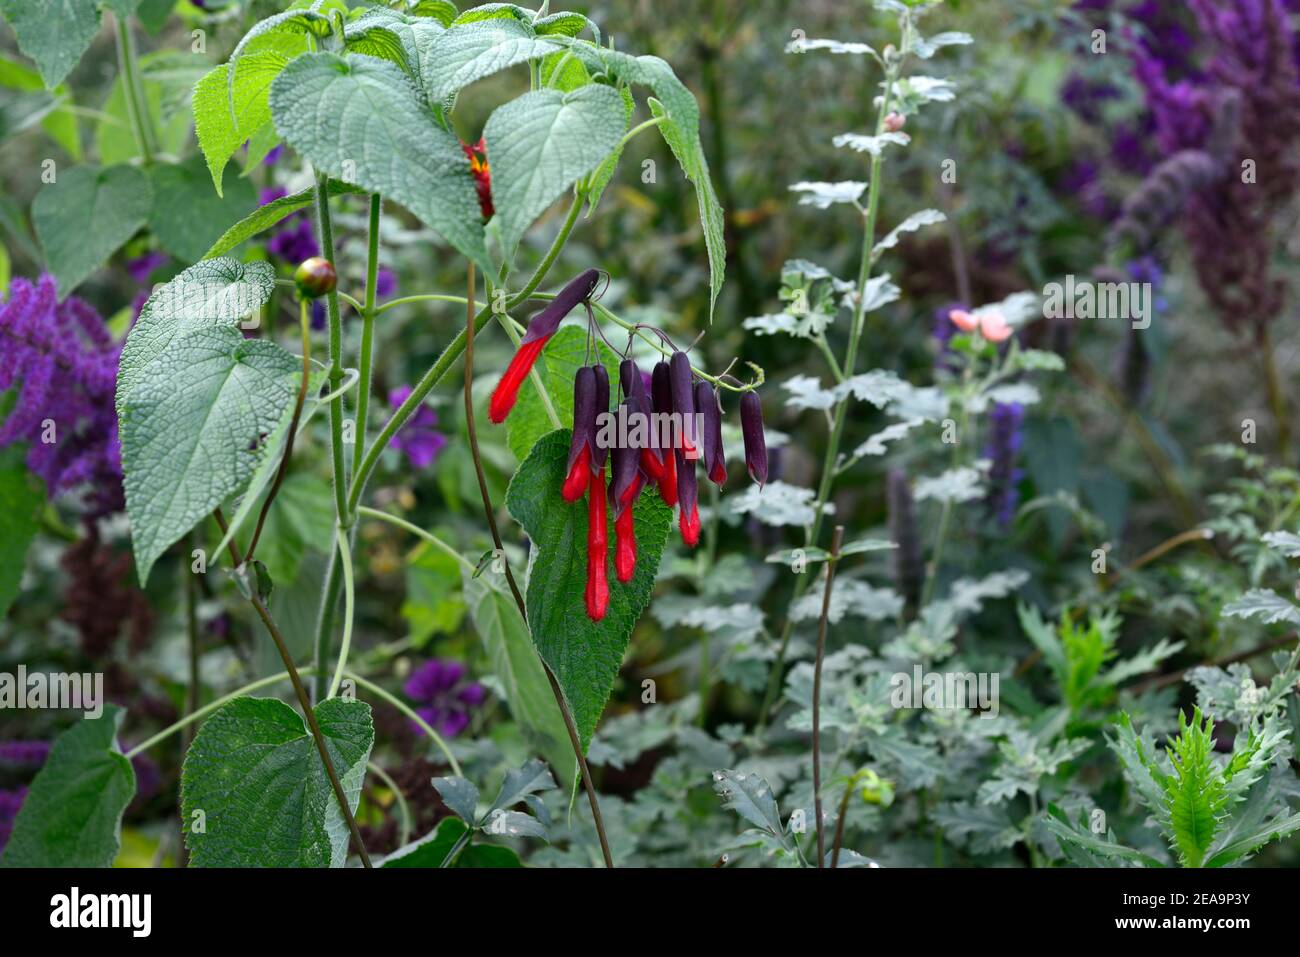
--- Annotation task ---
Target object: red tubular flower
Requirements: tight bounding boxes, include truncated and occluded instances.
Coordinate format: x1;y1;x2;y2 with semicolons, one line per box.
614;497;637;583
622;358;663;480
669;350;697;458
676;447;700;547
562;366;598;501
585;465;609;621
460;137;495;220
658;439;678;506
489;269;600;424
651;361;677;503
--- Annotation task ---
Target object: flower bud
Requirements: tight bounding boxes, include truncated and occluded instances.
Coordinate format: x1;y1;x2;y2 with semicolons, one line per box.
884;112;906;133
293;257;336;299
696;381;726;487
740;391;768;487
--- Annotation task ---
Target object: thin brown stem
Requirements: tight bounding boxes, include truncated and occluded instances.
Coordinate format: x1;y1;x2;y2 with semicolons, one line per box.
247;298;312;561
460;263;614;868
830;777;854;868
212;509;372;868
813;525;844;869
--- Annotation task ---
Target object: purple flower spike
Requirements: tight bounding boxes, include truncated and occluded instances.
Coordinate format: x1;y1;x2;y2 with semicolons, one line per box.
740;391;768;487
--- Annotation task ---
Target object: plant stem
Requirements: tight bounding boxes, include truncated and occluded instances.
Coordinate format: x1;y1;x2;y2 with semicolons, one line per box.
367;761;412;847
313;544;341;703
356;506;475;572
345;672;462;775
212;510;372;867
347;194;585;516
313;172;351;526
376;294;484;315
461;261;614;868
758;66;896;729
113;15;154;166
812;525;844;869
351;194;382;481
830;779;853;868
247;297;312;561
327;529;355;700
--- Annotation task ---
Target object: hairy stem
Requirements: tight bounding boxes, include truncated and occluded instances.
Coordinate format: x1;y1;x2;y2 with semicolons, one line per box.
461;262;614;868
812;525;844;869
113;15;154;166
351;193;382;480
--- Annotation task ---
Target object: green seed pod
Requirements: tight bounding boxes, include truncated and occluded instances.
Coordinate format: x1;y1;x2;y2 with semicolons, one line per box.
293;257;337;299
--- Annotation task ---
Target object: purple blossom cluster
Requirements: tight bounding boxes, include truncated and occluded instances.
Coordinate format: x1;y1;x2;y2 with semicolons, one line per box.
983;403;1026;527
0;275;122;504
260;186;320;265
403;658;486;739
387;385;447;468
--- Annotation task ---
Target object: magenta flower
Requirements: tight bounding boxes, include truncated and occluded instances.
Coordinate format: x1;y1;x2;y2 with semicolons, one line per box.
387;386;447;469
403;659;486;739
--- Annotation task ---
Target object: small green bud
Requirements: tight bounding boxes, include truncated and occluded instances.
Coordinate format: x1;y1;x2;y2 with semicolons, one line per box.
293;257;337;299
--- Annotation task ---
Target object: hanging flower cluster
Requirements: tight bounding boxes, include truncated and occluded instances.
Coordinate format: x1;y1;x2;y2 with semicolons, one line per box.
489;270;769;621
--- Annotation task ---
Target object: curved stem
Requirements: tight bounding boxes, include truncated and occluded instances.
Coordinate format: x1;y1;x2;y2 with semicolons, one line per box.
357;506;475;572
327;529;355;700
313;541;342;703
812;526;844;869
351;193;382;480
376;294;484;315
313;172;351;526
462;262;614;868
125;668;314;760
113;15;154;166
367;760;412;847
247;297;312;562
345;672;462;776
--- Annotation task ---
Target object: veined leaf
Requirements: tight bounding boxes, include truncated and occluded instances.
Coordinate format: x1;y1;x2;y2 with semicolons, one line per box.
504;429;672;749
32;164;151;296
484;84;626;257
269;52;491;272
420;18;563;103
712;768;785;837
0;0;101;89
0;705;135;867
464;570;576;786
147;154;257;263
1222;588;1300;626
193;50;294;196
181;696;374;868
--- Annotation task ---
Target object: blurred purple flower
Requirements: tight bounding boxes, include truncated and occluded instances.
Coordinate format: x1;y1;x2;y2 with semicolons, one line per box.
984;402;1025;527
387;385;447;468
0;740;50;765
0;275;122;504
262;144;284;167
260;186;320;264
126;252;168;286
376;267;398;299
403;659;486;739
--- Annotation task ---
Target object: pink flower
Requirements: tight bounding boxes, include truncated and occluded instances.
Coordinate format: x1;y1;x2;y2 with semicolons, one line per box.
979;311;1013;343
948;308;978;332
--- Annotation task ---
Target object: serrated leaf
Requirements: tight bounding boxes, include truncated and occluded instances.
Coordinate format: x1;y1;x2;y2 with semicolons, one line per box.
712;768;784;836
555;40;724;317
485;84;625;256
489;758;556;813
421;18;562;103
789;180;866;209
729;481;824;527
1223;589;1300;626
832;131;910;155
0;0;100;89
1261;531;1300;558
873;208;946;257
0;447;43;619
378;815;526;867
202;180;361;259
463;571;576;787
181;696;373;867
147;154;257;263
193;51;291;196
431;775;480;823
504;429;672;749
32;164;152;296
0;705;134;867
269;52;491;272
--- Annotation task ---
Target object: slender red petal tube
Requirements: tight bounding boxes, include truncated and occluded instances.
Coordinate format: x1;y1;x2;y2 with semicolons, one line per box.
487;269;600;424
488;337;545;424
562;444;591;502
658;442;678;506
676;447;700;548
639;447;665;481
615;503;637;583
586;466;609;621
679;500;701;547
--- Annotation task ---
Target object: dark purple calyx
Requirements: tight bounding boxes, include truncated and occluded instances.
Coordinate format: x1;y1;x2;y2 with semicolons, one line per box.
740;391;768;487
